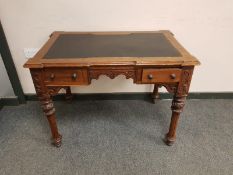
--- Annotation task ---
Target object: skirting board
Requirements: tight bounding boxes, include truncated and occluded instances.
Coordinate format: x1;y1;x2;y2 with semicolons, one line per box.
1;93;232;109
0;99;3;110
25;92;233;101
0;97;19;108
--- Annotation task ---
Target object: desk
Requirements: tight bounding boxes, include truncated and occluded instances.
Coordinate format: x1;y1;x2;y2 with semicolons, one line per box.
24;31;200;147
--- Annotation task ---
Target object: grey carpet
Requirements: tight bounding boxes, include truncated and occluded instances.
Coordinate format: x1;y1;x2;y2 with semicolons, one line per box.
0;99;232;175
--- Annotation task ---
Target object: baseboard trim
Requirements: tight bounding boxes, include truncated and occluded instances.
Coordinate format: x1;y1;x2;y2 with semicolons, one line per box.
25;92;233;101
0;97;20;108
25;92;160;101
187;92;233;99
1;93;232;108
0;99;3;110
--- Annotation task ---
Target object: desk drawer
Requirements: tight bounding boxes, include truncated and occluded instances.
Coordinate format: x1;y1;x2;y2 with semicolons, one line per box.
44;68;89;85
141;68;181;83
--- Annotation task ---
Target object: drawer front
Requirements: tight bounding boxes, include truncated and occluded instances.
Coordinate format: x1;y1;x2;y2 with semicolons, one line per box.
44;68;89;85
141;68;181;83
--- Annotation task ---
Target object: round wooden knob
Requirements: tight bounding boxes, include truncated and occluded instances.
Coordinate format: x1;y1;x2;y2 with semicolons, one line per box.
72;73;77;80
148;74;153;80
50;73;55;80
170;74;176;79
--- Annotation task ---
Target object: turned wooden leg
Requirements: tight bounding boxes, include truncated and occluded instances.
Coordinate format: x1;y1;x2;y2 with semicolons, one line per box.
38;91;62;147
47;113;62;147
65;86;73;102
165;96;185;146
30;69;62;147
164;66;194;146
151;84;160;103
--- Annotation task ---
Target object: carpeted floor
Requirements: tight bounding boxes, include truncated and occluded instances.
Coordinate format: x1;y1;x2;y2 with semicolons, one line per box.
0;99;232;175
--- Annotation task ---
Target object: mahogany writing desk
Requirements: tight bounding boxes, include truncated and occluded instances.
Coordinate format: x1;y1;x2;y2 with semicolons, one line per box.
24;31;200;147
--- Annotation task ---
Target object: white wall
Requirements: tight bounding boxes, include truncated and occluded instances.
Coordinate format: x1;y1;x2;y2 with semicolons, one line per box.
0;0;233;93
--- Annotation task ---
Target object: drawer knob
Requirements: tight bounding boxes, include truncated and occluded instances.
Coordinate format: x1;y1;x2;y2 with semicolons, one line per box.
50;73;55;80
148;74;153;80
72;73;77;80
170;74;176;79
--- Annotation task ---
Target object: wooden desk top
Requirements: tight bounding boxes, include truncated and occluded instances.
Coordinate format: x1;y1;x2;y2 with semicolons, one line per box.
24;31;200;68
